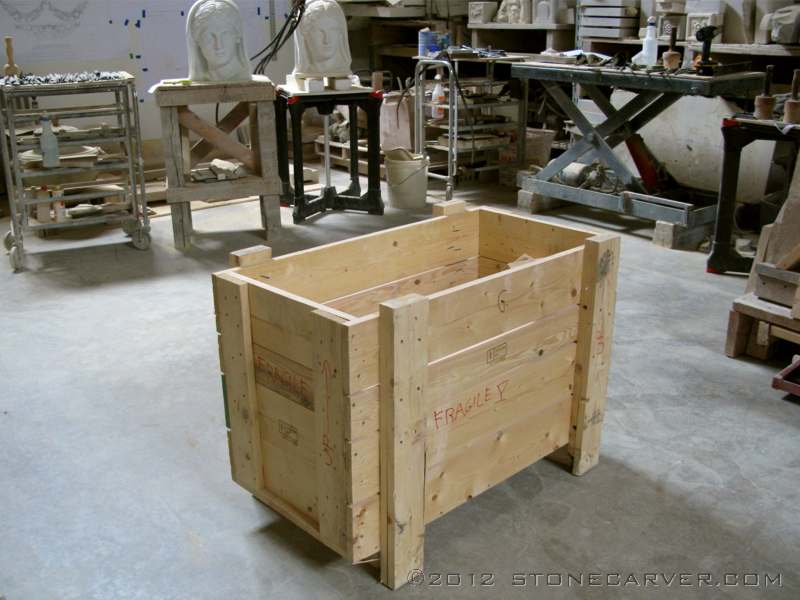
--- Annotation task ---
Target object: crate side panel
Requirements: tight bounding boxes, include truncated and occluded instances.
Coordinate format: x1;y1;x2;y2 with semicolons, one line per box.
256;384;318;528
238;211;480;302
479;209;592;263
324;256;480;317
426;304;579;418
424;342;576;521
427;249;583;361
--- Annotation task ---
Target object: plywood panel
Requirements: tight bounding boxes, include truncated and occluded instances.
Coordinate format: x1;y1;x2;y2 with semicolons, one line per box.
253;344;313;411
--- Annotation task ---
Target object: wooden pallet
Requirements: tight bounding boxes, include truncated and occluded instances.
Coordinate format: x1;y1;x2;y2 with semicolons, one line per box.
314;136;386;178
212;200;620;590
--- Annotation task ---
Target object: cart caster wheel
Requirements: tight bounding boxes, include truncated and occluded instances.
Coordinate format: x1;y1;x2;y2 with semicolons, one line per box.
9;246;23;272
131;230;151;250
4;231;14;251
122;218;138;236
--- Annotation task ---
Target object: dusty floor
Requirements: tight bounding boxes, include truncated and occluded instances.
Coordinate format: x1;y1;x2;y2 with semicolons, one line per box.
1;174;798;599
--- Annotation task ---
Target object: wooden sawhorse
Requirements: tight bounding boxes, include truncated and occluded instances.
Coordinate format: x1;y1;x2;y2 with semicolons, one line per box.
154;76;281;249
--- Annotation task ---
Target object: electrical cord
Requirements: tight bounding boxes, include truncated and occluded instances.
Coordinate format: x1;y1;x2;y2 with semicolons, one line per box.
251;0;306;75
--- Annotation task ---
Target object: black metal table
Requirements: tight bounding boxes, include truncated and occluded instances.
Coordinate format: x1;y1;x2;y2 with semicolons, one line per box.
510;62;765;231
275;86;383;223
707;117;800;274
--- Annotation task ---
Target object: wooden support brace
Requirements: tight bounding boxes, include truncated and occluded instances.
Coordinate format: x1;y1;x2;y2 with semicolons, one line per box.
432;199;467;217
379;294;429;589
191;101;251;165
569;234;620;476
177;107;257;172
212;272;263;493
229;245;272;268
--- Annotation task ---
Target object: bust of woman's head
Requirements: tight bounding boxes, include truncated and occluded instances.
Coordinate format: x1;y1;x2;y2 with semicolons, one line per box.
187;0;251;82
292;0;352;78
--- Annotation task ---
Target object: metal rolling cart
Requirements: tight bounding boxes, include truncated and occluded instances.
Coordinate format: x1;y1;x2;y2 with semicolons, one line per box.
414;54;529;200
0;72;149;271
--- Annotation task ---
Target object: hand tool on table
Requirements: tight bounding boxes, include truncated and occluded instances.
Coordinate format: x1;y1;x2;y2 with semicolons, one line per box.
754;65;775;120
662;27;681;70
785;69;800;124
4;36;20;77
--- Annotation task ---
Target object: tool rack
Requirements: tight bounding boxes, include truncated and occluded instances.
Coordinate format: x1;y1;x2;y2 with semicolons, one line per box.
414;55;528;200
0;72;149;271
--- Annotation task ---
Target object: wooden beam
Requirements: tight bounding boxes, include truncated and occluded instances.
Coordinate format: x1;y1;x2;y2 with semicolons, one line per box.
777;242;800;271
379;294;428;590
569;234;620;476
229;245;272;268
212;272;264;493
177;107;257;172
432;199;467;216
725;310;753;358
191;101;250;165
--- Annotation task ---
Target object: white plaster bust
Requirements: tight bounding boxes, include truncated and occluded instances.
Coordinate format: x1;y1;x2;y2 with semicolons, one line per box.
187;0;252;82
292;0;352;78
495;0;530;23
770;4;800;43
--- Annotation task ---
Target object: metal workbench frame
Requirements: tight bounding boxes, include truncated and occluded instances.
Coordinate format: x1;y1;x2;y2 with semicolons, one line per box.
0;73;149;271
510;62;765;229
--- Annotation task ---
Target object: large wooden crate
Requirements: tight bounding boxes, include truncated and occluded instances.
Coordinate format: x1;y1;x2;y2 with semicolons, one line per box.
212;201;620;589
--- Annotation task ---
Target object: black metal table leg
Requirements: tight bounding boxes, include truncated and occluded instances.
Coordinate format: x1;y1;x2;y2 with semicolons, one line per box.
365;95;383;214
342;103;361;201
707;120;755;274
290;102;307;223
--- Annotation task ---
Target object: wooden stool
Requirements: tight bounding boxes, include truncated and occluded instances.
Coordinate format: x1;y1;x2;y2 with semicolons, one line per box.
153;76;281;249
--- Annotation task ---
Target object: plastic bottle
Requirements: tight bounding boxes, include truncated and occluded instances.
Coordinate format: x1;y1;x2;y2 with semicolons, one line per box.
632;17;658;67
39;113;60;168
431;74;445;120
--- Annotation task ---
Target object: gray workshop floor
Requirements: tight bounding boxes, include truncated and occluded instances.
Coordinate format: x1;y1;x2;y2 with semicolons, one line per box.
1;173;799;600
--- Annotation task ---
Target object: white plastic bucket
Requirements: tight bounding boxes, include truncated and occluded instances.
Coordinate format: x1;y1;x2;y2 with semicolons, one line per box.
384;148;428;209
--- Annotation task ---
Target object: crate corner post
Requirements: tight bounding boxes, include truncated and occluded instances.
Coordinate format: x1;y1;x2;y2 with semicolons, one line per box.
569;233;621;476
378;294;429;590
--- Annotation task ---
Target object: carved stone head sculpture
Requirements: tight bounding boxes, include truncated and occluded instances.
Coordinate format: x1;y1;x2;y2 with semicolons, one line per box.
292;0;352;78
187;0;251;82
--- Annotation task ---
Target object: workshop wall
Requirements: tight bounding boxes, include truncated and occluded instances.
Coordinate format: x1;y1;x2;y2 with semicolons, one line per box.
0;0;295;144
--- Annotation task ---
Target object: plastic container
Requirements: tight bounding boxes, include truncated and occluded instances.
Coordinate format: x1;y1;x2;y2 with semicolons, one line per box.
418;29;440;58
431;74;445;119
632;17;658;67
39;114;60;168
384;147;429;209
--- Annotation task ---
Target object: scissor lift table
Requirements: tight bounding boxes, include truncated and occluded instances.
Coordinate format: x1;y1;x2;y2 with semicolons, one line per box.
510;62;765;242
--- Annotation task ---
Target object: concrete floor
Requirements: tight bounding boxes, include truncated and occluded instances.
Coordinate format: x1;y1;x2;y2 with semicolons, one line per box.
1;175;799;599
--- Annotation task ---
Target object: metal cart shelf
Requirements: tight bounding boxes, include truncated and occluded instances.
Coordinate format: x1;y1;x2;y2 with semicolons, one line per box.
0;72;149;271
